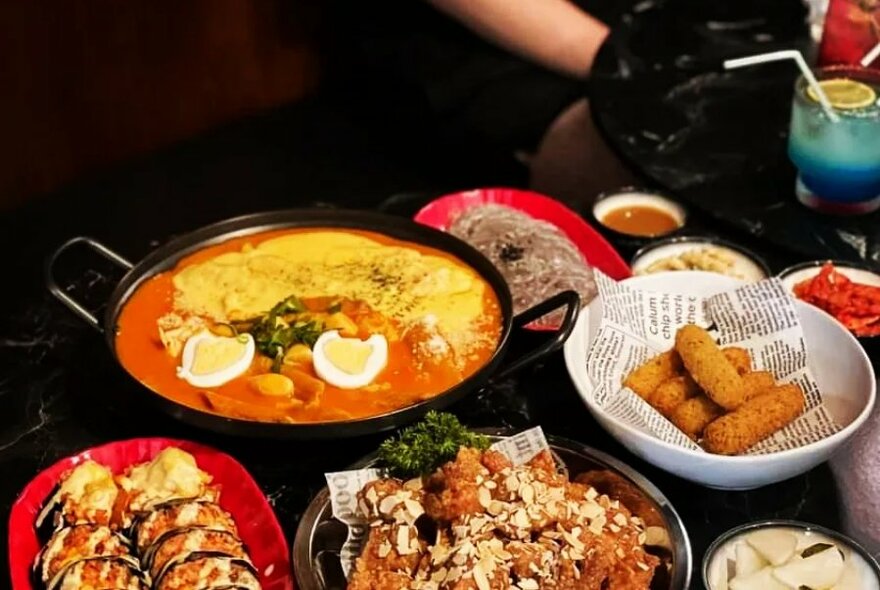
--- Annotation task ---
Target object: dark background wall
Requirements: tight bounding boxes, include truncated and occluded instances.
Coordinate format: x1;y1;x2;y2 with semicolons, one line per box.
0;1;323;210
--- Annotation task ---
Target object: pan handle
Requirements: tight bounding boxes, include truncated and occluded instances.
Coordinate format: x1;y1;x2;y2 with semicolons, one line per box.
491;290;580;381
45;236;133;332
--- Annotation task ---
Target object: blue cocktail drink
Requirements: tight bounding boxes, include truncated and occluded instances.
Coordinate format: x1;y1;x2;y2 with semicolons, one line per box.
788;66;880;214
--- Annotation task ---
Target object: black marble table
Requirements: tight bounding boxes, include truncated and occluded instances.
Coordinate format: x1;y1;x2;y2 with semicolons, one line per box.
590;0;880;265
0;93;850;589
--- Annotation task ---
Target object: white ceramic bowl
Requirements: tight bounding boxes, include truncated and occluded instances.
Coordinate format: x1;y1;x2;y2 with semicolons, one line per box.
563;271;876;490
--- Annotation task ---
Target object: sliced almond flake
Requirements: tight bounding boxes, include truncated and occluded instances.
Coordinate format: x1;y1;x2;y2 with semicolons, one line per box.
570;550;585;560
478;486;492;509
608;524;621;533
366;486;379;504
484;480;497;490
487;501;506;516
447;565;463;581
404;499;424;518
529;563;541;574
404;477;423;490
615;547;626;559
520;483;535;504
431;567;448;582
469;516;488;535
379;495;400;515
612;512;628;527
431;544;450;565
397;526;416;555
452;551;468;566
610;500;620;509
637;561;650;571
579;501;604;520
473;563;491;590
585;487;598;501
378;541;392;558
573;564;581;579
562;530;585;552
571;526;582;537
505;475;520;492
588;517;605;536
358;499;370;517
519;578;539;590
638;532;647;545
513;509;530;529
476;474;484;485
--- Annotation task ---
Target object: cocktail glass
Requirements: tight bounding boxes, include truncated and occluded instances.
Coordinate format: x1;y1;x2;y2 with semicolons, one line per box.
788;66;880;214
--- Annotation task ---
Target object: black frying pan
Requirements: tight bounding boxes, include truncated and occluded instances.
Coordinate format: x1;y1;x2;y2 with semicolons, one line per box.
45;209;579;439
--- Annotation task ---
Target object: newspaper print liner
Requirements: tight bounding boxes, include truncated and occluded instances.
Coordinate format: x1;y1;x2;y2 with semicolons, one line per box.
324;426;549;579
585;271;840;454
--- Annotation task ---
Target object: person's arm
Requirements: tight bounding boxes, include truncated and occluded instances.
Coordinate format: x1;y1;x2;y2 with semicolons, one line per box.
427;0;609;79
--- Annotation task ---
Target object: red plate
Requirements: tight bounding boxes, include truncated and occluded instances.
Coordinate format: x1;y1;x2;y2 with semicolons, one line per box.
415;188;630;279
8;438;293;590
415;188;631;329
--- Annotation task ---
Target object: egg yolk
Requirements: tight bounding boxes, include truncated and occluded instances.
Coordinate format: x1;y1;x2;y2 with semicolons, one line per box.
191;338;249;375
324;339;373;375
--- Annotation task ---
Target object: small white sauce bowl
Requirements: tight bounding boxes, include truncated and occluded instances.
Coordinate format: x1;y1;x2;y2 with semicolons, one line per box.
592;188;687;238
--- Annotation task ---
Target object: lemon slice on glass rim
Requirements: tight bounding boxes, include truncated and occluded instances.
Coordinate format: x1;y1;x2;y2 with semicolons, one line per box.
807;78;877;110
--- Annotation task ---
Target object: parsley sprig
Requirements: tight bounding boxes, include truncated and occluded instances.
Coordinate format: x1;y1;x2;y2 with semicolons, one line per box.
378;412;490;478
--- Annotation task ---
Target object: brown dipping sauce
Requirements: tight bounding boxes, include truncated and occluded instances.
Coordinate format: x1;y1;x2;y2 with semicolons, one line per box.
601;206;680;237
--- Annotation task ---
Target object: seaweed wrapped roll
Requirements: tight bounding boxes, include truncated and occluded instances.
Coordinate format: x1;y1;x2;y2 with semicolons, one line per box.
154;555;260;590
49;556;146;590
35;461;119;536
134;501;238;556
36;524;135;587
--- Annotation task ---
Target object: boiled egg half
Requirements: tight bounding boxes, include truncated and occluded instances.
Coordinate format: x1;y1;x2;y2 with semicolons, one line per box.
312;330;388;389
177;331;255;388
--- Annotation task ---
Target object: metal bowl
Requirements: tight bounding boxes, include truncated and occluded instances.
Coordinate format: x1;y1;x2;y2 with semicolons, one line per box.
702;519;880;589
293;430;693;590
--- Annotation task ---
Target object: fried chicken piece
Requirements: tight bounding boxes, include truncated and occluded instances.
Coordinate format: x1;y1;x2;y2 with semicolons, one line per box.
424;447;490;523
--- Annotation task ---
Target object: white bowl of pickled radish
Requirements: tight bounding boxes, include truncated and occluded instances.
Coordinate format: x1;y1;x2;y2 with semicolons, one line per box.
703;521;880;590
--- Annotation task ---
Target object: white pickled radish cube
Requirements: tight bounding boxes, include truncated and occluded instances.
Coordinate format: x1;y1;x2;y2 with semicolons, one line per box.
707;557;730;590
746;529;798;566
730;566;790;590
773;545;844;589
735;541;768;576
832;560;862;590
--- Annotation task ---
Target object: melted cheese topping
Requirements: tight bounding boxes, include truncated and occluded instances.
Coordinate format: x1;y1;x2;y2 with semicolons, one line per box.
118;448;212;513
171;232;486;335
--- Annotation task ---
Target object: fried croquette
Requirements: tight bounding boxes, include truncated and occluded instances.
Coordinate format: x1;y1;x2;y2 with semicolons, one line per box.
647;375;701;417
721;347;751;375
675;325;745;410
623;350;682;399
741;370;776;401
703;383;806;455
669;395;724;439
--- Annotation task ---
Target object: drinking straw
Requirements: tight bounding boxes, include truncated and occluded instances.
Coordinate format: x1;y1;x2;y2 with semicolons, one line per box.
723;50;839;122
862;41;880;68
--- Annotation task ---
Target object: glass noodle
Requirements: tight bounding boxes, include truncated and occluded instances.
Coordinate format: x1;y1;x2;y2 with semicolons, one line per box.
449;204;597;327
